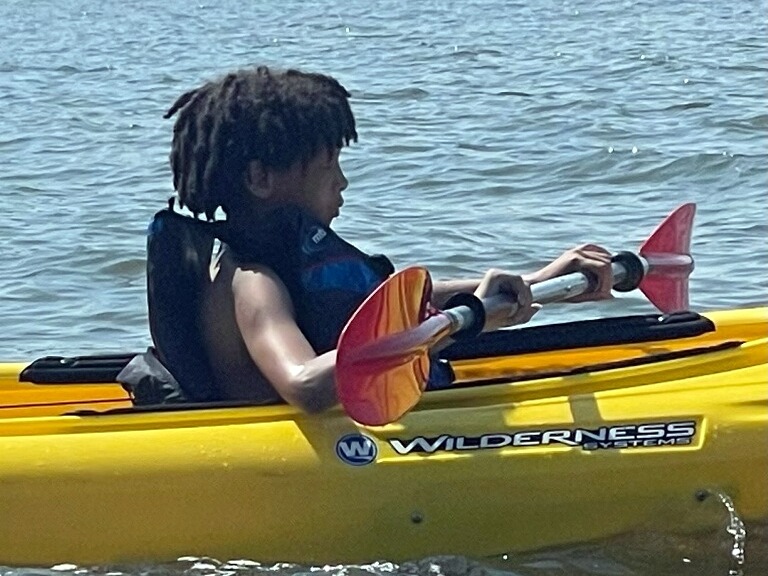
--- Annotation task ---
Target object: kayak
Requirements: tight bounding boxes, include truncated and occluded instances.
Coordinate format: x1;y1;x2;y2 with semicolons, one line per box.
1;305;767;566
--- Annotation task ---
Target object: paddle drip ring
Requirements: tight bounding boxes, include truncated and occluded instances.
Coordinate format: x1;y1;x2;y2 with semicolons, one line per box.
611;251;646;292
443;292;486;339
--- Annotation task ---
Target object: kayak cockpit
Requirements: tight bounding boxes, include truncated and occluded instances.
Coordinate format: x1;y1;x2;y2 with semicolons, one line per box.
7;309;755;418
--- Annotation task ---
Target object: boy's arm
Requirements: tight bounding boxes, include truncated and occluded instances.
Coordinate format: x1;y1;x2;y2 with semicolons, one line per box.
232;266;337;413
431;273;538;309
431;279;482;309
432;244;615;309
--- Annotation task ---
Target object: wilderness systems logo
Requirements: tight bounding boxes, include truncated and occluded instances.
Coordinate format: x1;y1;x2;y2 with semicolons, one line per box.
387;421;697;455
335;433;378;466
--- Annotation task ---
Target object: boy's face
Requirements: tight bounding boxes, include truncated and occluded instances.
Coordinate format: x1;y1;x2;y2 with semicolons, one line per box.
275;148;348;226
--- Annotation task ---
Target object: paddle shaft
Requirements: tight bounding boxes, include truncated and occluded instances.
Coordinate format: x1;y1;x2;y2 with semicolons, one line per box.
337;203;697;425
443;253;689;337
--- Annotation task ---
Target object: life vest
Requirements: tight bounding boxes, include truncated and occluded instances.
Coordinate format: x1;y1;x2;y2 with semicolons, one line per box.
222;207;453;391
122;202;394;404
222;205;394;354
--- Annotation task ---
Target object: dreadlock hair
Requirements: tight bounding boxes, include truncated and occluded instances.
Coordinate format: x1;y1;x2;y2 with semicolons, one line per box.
163;66;358;220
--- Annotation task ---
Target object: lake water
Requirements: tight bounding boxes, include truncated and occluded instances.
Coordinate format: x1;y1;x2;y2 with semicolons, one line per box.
1;0;766;574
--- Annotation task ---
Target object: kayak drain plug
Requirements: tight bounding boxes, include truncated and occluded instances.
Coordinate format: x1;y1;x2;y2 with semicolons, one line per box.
695;490;710;502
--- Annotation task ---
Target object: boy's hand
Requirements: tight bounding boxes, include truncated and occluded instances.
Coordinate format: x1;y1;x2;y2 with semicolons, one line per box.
474;269;541;331
535;244;614;302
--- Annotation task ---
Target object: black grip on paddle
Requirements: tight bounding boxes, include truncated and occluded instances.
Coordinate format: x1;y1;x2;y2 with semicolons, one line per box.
444;293;486;340
612;251;645;292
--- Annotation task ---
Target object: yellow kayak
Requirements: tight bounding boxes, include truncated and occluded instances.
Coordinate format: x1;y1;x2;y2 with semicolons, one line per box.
1;306;767;566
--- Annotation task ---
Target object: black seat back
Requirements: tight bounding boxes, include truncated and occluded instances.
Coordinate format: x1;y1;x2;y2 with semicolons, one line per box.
146;206;222;401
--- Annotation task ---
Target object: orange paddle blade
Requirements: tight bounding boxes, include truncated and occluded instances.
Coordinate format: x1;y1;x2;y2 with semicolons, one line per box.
336;267;434;426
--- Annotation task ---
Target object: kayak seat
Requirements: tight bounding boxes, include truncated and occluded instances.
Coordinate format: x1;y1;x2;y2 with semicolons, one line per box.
121;202;224;404
18;204;225;404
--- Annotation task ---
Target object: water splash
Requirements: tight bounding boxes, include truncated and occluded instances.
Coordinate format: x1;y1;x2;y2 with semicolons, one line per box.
715;492;747;576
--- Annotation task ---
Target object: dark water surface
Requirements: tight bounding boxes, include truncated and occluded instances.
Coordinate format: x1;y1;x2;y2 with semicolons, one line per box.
1;0;766;574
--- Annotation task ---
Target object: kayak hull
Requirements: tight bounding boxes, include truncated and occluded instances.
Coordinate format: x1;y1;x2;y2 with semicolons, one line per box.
1;308;767;566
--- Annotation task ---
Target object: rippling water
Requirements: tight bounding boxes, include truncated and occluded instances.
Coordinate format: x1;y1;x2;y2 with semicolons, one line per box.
3;519;768;576
1;0;766;574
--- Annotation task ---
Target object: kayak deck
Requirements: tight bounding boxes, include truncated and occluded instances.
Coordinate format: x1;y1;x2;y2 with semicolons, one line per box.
0;307;767;566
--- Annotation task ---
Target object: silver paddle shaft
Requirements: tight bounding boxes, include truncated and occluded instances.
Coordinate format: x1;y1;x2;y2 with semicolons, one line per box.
443;257;651;336
531;258;649;303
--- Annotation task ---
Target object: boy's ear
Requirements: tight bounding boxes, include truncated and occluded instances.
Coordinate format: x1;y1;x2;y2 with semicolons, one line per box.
245;160;273;199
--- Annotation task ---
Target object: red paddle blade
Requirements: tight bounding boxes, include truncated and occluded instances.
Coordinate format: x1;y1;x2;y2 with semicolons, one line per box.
638;203;696;313
336;267;433;426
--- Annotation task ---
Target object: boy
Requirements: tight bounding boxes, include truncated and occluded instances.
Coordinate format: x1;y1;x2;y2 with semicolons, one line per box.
154;66;612;412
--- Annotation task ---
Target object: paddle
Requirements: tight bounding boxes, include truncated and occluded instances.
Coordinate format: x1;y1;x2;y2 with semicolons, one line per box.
336;203;696;426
